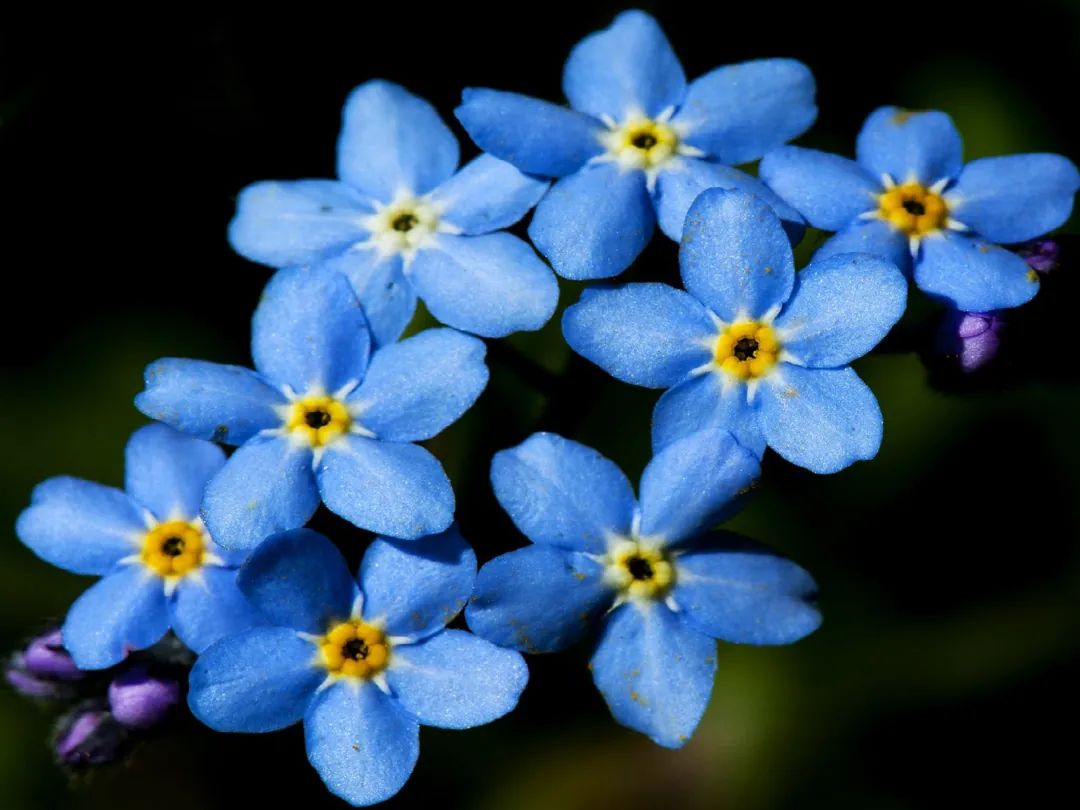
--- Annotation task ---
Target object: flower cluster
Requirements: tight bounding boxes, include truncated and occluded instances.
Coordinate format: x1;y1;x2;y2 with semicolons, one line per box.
9;8;1077;807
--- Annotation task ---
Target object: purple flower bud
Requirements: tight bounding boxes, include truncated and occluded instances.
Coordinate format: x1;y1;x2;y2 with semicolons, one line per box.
22;630;82;681
938;310;1005;372
5;661;62;699
107;667;180;729
55;710;127;767
1019;238;1060;275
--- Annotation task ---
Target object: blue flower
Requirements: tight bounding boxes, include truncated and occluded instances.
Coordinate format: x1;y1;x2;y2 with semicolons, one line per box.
562;189;907;474
189;527;526;806
759;106;1080;312
15;424;264;670
228;80;558;344
136;265;488;549
454;9;816;280
467;430;819;748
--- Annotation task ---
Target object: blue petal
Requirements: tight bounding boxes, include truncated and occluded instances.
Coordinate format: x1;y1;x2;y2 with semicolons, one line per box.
170;565;265;653
651;375;766;457
812;219;912;275
915;232;1038;311
638;429;759;544
431;154;550;235
252;266;370;394
315;251;414;348
454;89;603;178
856;106;963;185
562;283;714;388
188;626;323;732
136;359;285;446
409;233;559;337
758;146;879;230
529;162;655;280
948;154;1080;243
654;159;805;242
317;436;453;540
350;328;488;442
62;566;169;670
228;181;372;268
774;253;907;368
590;602;716;749
466;545;610;653
673;59;816;165
201;436;320;551
360;527;476;640
387;629;527;729
337;80;458;199
680;188;795;320
675;533;820;644
562;10;685;120
17;477;143;576
758;365;882;474
490;432;636;553
305;680;419;807
237;529;356;634
124;423;225;522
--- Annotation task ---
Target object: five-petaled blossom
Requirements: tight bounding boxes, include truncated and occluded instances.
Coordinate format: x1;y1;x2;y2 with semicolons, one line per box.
136;265;488;550
455;9;816;280
15;424;263;670
467;430;820;748
563;188;907;474
759;106;1080;312
189;528;527;807
229;80;558;344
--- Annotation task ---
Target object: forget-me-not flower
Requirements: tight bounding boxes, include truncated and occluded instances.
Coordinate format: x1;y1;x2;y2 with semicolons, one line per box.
759;106;1080;311
467;429;819;748
229;80;558;343
189;527;527;806
562;189;907;474
136;265;488;549
15;424;263;670
455;9;816;280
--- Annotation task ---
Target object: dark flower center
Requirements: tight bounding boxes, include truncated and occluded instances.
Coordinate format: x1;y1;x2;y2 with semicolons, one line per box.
305;410;332;429
392;212;418;232
631;132;658;150
626;556;655;581
902;199;926;216
162;537;185;557
733;337;760;361
343;639;370;660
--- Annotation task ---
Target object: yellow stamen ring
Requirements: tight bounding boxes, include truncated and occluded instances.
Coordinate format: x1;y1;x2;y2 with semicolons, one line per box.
714;321;780;380
140;520;207;578
320;621;390;679
878;182;948;237
285;395;352;448
605;117;679;170
606;540;675;600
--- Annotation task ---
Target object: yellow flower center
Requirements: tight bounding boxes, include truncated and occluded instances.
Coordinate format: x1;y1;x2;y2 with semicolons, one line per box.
878;182;948;236
140;520;207;578
714;321;780;380
319;621;390;679
605;539;675;600
365;196;440;257
604;117;679;170
284;395;352;448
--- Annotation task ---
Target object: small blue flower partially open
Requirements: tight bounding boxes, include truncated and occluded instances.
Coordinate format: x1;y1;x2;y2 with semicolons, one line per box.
455;10;816;280
759;106;1080;312
228;81;558;343
467;430;819;748
188;528;526;807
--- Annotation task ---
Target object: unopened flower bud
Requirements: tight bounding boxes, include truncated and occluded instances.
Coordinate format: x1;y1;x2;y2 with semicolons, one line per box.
107;667;180;729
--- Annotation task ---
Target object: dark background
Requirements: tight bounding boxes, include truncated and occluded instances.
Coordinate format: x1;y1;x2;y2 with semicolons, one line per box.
2;3;1078;808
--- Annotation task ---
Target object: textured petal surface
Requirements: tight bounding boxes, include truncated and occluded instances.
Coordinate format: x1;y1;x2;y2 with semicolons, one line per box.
562;283;714;388
305;680;420;807
856;106;963;185
337;80;459;199
188;626;323;732
759;365;883;474
432;154;549;235
651;375;766;458
63;567;169;670
680;189;795;320
490;432;636;553
201;437;320;552
388;629;528;729
237;529;356;634
812;220;912;275
316;250;414;348
528;162;655;280
352;328;488;442
360;528;476;640
124;424;225;521
170;566;265;654
758;146;879;230
775;253;907;368
466;546;609;653
674;59;816;165
409;233;558;337
17;477;143;576
317;436;454;540
915;232;1038;311
590;602;716;748
136;359;285;446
